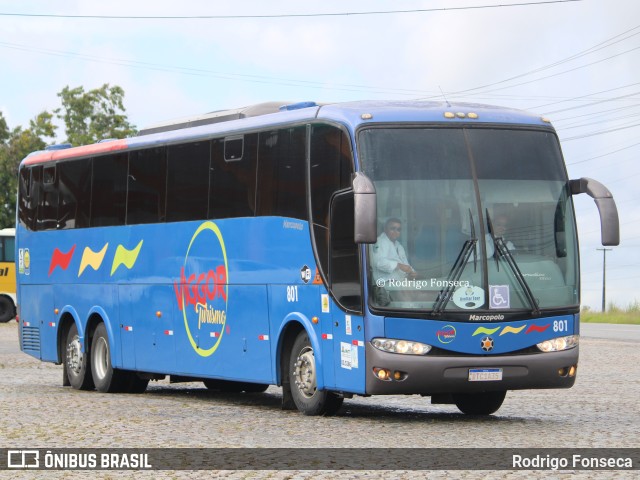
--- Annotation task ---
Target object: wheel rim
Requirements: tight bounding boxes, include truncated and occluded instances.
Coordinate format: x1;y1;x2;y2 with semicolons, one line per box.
66;335;83;375
93;336;109;381
293;346;317;398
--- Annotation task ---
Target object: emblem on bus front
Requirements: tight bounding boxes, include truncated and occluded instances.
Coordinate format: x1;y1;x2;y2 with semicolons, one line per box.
173;221;229;357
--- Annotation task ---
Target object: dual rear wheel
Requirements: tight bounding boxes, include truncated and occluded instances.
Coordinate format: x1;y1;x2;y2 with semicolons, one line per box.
64;322;148;394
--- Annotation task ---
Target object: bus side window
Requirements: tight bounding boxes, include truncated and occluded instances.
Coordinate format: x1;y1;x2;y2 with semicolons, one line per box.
127;147;167;225
58;158;92;229
209;135;258;219
166;141;210;222
309;125;354;281
19;167;37;230
256;127;306;219
91;153;128;227
37;165;58;231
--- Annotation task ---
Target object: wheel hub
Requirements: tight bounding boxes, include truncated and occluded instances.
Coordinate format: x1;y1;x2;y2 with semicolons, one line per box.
293;347;316;398
66;336;83;374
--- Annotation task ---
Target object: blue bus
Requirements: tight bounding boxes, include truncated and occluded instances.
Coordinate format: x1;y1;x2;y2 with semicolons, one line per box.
16;100;619;415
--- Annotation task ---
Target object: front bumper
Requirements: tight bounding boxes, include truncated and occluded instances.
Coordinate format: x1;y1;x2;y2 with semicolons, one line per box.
365;342;578;395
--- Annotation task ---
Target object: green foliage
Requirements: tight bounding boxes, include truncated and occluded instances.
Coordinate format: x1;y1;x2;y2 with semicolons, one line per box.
55;84;137;146
581;302;640;325
0;84;136;228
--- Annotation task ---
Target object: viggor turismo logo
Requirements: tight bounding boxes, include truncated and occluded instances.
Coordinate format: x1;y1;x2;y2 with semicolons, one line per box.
173;221;229;357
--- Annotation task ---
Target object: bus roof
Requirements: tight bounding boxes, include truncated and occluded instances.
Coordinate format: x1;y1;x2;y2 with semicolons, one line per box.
21;100;552;167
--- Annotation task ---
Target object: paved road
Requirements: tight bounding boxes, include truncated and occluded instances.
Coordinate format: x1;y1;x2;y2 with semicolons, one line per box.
580;322;640;342
0;321;638;479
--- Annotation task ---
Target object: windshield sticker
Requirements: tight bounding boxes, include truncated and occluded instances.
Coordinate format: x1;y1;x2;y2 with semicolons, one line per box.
452;285;484;309
489;285;510;309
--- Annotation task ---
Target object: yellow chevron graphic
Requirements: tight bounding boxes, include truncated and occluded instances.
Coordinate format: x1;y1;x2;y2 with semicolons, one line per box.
472;326;501;336
78;243;109;277
500;325;527;336
110;240;144;276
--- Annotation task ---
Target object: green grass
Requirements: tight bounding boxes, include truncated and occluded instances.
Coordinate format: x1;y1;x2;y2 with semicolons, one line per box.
580;302;640;325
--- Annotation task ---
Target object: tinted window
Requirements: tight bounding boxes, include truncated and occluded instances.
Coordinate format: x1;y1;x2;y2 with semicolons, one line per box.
58;158;92;229
167;142;210;222
18;167;37;230
127;147;167;224
3;237;15;262
38;166;58;230
91;153;128;227
257;127;306;219
209;135;257;218
309;125;353;278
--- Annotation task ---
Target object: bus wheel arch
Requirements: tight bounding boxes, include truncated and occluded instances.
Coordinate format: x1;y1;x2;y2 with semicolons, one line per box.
287;329;343;416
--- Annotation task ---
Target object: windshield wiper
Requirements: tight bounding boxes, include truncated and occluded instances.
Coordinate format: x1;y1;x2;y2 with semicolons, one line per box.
433;211;477;315
486;210;541;315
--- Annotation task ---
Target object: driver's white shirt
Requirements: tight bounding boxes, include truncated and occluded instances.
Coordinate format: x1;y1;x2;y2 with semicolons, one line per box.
371;233;411;282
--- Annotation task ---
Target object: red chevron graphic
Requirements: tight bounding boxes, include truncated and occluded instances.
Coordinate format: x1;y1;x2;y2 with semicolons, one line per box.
48;245;77;276
525;324;551;334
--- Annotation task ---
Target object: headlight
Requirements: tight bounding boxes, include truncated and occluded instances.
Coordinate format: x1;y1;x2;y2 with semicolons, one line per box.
371;338;432;355
537;335;579;353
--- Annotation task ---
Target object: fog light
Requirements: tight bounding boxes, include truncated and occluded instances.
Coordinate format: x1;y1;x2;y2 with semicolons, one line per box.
558;367;568;377
569;365;577;377
374;367;391;381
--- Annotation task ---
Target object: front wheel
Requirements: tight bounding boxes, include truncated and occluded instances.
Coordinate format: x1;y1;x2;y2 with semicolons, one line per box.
452;391;506;415
289;331;343;416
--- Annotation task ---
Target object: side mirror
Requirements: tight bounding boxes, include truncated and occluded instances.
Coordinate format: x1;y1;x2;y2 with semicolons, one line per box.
352;172;377;244
570;177;620;246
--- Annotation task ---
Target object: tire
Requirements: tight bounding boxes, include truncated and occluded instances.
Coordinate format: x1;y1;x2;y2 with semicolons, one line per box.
452;391;506;415
203;379;268;393
0;296;15;323
91;323;128;393
289;331;343;416
64;323;94;390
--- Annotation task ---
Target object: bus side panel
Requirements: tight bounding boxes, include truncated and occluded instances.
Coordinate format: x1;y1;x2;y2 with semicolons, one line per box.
331;308;366;395
19;285;54;361
173;284;273;384
120;284;176;374
269;284;333;390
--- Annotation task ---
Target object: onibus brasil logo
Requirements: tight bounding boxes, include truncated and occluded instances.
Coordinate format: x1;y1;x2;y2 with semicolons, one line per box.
173;221;229;357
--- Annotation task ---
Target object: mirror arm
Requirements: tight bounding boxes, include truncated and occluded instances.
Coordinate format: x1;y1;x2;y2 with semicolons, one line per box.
569;177;620;246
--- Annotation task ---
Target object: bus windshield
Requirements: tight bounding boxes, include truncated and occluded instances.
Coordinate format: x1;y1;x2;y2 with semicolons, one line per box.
360;127;579;315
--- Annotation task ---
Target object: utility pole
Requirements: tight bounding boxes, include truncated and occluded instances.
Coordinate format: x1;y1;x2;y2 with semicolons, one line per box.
596;248;612;312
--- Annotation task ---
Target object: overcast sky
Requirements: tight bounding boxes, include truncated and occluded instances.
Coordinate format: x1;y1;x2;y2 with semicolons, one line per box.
1;0;638;310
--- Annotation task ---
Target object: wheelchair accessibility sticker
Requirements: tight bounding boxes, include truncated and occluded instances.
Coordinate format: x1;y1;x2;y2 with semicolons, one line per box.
489;285;510;309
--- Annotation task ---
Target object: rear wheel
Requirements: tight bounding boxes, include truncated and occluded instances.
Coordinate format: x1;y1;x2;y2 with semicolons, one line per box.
453;391;506;415
0;296;15;323
65;323;94;390
91;323;132;393
289;331;343;416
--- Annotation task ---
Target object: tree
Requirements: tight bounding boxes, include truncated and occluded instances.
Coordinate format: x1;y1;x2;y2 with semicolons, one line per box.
0;112;57;227
0;83;136;228
55;83;137;146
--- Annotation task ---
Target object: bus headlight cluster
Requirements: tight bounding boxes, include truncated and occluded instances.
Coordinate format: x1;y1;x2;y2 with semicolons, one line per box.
371;338;432;355
537;335;579;353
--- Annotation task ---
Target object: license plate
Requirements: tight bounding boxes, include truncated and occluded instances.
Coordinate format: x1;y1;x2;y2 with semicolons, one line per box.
468;368;503;382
